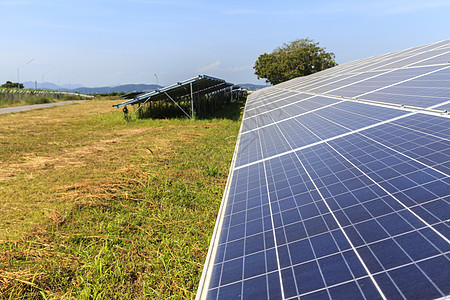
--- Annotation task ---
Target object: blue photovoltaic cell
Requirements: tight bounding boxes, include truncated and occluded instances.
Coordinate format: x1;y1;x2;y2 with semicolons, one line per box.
314;106;393;131
361;67;450;108
276;118;321;150
327;66;442;98
326;133;450;234
256;111;280;127
344;41;448;74
374;48;450;70
361;114;450;174
244;93;315;120
234;130;263;167
292;113;349;139
408;50;450;67
287;77;332;92
353;56;411;73
390;113;450;140
331;101;407;121
254;91;297;106
434;103;450;112
208;162;283;299
197;40;450;300
241;116;258;132
263;93;313;112
298;74;352;92
288;97;338;114
247;105;279;119
405;40;450;55
253;96;340;128
269;105;310;121
258;125;292;158
362;91;447;108
308;72;385;94
242;96;341;134
207;134;450;298
245;90;295;111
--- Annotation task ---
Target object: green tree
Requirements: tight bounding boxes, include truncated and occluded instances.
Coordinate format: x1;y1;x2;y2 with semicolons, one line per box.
254;38;336;85
1;81;24;89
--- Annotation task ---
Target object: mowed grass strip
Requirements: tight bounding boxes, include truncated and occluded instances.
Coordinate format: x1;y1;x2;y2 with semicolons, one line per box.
0;93;88;108
0;97;243;299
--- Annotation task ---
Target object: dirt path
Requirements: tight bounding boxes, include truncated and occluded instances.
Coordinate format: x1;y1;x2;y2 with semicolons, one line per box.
0;101;88;114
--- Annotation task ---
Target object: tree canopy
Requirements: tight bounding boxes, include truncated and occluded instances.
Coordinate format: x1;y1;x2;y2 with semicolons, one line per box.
253;38;336;85
1;81;24;89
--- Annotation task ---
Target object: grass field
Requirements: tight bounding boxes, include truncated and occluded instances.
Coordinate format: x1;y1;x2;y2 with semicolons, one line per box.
0;97;243;298
0;91;89;108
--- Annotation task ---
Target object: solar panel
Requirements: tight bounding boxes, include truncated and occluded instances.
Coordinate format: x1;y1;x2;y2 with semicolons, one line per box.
113;74;234;108
197;40;450;299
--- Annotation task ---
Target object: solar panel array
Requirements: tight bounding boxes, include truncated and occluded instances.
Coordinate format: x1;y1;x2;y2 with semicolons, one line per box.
196;40;450;299
113;74;233;108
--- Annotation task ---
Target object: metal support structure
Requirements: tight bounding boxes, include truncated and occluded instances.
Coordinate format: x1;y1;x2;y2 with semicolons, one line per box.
164;91;192;119
190;82;194;119
17;58;34;96
130;96;152;118
112;75;237;121
42;67;56;90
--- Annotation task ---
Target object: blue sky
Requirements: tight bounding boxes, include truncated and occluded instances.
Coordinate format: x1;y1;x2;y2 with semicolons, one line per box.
1;0;449;87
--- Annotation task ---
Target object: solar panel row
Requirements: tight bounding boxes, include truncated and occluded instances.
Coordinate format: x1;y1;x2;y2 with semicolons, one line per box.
197;40;450;299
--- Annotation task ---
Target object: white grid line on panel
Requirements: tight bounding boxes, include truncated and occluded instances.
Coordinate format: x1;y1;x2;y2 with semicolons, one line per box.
257;119;286;299
270;117;388;299
325;140;450;244
242;100;345;134
215;214;449;268
372;49;450;72
301;110;450;234
197;40;450;300
268;154;335;298
235;111;416;171
324;142;448;297
245;92;313;114
195;92;249;300
355;65;450;98
394;49;450;69
283;117;447;298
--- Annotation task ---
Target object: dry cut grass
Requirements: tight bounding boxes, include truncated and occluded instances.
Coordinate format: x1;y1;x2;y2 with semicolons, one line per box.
0;97;243;299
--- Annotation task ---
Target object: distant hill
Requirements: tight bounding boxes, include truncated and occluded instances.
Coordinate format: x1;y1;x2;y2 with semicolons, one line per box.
22;81;264;94
238;83;268;91
23;81;84;90
72;84;161;95
22;82;161;94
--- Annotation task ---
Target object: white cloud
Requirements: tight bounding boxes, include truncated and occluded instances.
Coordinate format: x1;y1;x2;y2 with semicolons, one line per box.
380;0;450;15
198;60;220;73
224;0;450;17
224;8;301;16
0;0;50;6
226;65;251;72
197;61;252;75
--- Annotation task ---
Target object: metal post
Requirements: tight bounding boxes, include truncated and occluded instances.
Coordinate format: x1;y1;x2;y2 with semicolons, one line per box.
130;97;151;118
58;72;70;90
17;58;34;96
42;67;56;90
190;82;194;119
164;91;191;119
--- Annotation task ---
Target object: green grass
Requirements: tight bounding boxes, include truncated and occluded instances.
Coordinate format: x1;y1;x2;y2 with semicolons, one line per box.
0;92;87;108
0;97;244;298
